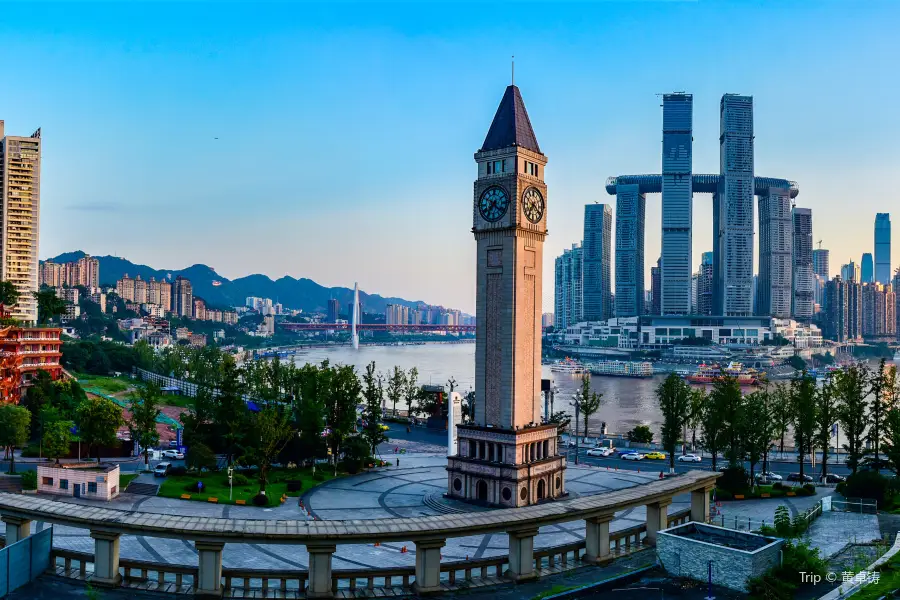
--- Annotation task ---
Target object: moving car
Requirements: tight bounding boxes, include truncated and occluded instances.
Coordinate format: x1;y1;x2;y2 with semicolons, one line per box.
162;449;185;460
822;473;846;483
621;452;644;461
154;462;171;477
754;471;783;481
586;447;615;457
677;454;702;463
645;452;666;460
786;473;813;483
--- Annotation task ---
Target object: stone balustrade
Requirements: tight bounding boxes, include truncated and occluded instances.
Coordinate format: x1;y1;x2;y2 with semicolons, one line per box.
0;470;717;598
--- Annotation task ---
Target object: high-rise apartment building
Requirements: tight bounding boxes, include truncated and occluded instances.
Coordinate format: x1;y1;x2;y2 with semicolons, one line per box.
0;122;41;323
756;188;792;318
650;257;662;316
875;213;891;284
133;275;148;304
385;303;409;325
861;253;874;284
554;243;582;329
812;248;830;280
697;251;713;316
147;278;172;312
660;93;693;315
582;203;612;321
327;298;340;323
714;94;754;317
862;283;896;339
614;184;645;317
792;207;814;319
173;276;193;318
824;276;862;342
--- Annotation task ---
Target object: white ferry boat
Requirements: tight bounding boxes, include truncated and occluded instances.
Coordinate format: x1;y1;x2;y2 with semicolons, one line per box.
550;358;586;375
589;360;654;378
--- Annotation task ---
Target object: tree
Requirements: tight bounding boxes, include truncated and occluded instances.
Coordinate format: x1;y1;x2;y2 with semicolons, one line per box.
0;405;30;473
385;366;406;417
360;361;388;454
215;356;247;466
687;387;706;452
243;405;294;496
867;359;889;468
627;424;653;444
575;373;602;440
710;376;743;466
770;384;792;457
42;419;73;464
186;441;217;472
836;364;870;474
0;280;20;309
404;367;419;419
815;375;839;481
128;382;162;468
657;373;691;473
325;365;362;467
743;390;773;485
791;372;818;480
33;289;68;325
75;396;124;461
701;378;732;470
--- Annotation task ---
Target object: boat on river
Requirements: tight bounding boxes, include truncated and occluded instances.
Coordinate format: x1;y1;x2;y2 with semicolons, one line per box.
588;360;654;378
683;362;761;386
550;358;586;375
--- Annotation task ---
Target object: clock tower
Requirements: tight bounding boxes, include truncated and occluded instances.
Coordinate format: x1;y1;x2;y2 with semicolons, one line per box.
447;84;566;508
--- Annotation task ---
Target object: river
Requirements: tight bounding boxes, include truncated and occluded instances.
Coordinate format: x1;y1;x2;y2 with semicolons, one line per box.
288;343;665;435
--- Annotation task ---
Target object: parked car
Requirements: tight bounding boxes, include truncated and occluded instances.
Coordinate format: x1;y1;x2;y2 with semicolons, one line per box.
754;471;783;482
168;440;178;448
162;449;185;460
586;447;608;457
786;473;813;483
154;462;171;477
822;473;846;483
859;458;895;473
622;452;644;461
677;454;703;463
645;452;666;460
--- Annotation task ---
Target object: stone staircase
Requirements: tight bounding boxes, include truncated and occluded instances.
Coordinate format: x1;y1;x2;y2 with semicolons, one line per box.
423;492;490;515
125;481;159;496
0;475;22;494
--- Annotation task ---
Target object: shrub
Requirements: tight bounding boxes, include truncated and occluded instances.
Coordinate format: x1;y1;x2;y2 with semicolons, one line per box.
774;505;792;537
718;466;750;495
715;488;733;501
313;472;325;481
843;471;892;505
800;483;816;496
20;443;40;458
186;442;217;472
341;437;370;474
286;480;303;492
772;481;785;491
626;425;653;444
251;493;268;506
231;473;250;487
20;470;36;490
168;465;187;476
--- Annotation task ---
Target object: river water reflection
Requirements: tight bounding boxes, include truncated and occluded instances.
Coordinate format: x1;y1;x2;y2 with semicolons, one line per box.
288;343;665;434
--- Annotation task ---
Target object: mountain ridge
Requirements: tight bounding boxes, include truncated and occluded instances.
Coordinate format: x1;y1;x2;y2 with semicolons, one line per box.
44;251;431;315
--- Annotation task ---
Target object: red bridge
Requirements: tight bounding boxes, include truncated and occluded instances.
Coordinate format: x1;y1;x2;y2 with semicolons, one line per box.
280;322;476;333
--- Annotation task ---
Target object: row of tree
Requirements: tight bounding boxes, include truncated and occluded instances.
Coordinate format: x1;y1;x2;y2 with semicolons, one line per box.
656;359;900;481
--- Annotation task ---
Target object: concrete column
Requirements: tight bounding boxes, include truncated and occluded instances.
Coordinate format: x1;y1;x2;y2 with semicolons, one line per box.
645;498;672;545
413;538;446;594
195;541;225;597
306;543;336;598
691;486;712;523
506;528;539;582
584;514;614;563
90;531;121;587
2;516;31;544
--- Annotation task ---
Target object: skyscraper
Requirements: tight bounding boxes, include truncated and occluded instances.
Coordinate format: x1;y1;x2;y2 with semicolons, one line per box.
841;261;861;283
327;298;340;323
756;187;792;318
861;253;874;284
0;121;41;323
554;244;583;329
173;276;193;317
812;248;830;280
792;207;814;319
876;213;891;284
862;283;896;339
582;203;612;322
650;257;662;316
714;94;755;317
660;93;693;315
824;277;849;342
697;251;714;316
614;184;645;317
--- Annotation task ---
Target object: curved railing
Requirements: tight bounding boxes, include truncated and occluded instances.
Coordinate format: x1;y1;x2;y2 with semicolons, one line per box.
0;470;716;598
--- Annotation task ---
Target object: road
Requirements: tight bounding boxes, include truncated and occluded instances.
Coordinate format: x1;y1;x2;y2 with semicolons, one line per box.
383;422;854;480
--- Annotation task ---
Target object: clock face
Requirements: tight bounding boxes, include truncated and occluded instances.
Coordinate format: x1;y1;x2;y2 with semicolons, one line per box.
522;187;545;223
478;186;510;222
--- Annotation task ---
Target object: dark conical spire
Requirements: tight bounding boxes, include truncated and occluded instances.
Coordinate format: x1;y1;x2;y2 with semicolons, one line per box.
480;85;541;154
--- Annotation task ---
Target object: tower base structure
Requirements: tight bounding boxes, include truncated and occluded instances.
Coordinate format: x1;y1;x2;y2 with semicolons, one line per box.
446;423;566;507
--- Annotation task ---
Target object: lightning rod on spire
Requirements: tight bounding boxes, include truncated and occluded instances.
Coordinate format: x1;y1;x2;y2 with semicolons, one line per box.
511;55;515;86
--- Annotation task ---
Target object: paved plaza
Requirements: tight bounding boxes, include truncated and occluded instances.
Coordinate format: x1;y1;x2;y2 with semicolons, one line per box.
26;453;872;571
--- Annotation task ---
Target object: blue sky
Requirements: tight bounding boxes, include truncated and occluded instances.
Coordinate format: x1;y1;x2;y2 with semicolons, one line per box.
3;1;898;313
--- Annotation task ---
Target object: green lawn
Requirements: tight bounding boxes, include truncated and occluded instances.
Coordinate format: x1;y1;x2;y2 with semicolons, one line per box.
158;467;343;507
119;473;139;489
850;552;900;600
75;372;134;395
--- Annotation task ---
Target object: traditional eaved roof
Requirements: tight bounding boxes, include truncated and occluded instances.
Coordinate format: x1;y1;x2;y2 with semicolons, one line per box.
480;85;541;154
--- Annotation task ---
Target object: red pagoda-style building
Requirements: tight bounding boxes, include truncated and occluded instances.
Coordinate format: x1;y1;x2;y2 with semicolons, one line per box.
0;306;63;404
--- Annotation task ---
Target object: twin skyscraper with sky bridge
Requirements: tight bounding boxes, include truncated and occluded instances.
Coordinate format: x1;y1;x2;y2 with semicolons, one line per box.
606;93;809;320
